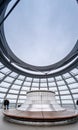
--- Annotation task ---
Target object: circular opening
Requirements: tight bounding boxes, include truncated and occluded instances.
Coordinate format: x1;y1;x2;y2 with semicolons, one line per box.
4;0;78;66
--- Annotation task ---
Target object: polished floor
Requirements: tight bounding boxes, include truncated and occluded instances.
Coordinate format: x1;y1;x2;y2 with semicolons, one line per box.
0;110;78;130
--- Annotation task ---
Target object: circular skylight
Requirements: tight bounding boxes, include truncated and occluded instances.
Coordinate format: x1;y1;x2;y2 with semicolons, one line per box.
4;0;78;66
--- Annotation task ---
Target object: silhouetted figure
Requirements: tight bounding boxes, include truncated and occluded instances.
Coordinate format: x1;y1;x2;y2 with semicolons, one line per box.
76;0;78;3
18;104;21;107
76;100;78;105
3;99;9;110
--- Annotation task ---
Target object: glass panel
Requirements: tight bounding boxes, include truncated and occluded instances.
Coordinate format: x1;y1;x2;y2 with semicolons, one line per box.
68;83;78;89
7;94;17;99
61;95;72;100
55;76;62;81
9;89;19;94
0;73;5;79
59;85;68;90
11;85;21;90
14;80;23;85
0;93;5;98
0;82;11;88
60;90;70;95
65;78;75;84
57;80;65;86
4;77;14;83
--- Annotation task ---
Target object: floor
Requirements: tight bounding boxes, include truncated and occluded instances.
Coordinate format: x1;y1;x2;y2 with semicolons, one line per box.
0;110;78;130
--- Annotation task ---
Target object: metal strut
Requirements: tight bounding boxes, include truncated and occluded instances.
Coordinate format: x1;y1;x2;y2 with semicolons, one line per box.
0;0;20;26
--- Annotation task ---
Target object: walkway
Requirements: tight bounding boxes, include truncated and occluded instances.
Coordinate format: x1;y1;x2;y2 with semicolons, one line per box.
0;110;78;130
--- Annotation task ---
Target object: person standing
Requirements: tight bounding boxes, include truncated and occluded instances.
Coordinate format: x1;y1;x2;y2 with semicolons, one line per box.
76;100;78;105
3;99;9;110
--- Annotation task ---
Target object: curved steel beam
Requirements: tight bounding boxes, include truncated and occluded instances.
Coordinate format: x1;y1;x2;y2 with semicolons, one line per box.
0;0;78;77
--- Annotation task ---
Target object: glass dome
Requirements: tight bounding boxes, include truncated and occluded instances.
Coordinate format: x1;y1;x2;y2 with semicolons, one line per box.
0;0;78;111
0;61;78;109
